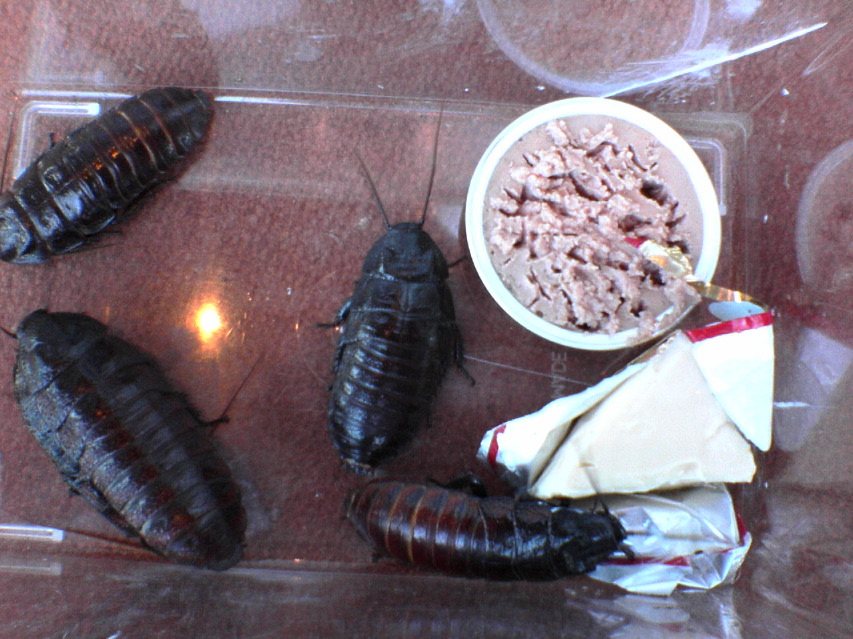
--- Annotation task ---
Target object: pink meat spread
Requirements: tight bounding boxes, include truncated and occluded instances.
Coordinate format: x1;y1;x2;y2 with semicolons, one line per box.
485;120;701;337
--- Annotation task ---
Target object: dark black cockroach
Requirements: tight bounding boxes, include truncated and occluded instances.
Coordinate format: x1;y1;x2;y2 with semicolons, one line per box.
0;86;212;264
11;310;245;570
326;121;469;473
345;479;627;581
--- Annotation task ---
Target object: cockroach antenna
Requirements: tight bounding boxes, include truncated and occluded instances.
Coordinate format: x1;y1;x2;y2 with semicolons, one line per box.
417;103;445;228
354;149;391;230
207;356;262;429
0;104;17;191
582;462;635;561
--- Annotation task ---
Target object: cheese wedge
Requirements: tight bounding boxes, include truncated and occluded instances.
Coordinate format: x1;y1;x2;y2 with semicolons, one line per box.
531;332;756;499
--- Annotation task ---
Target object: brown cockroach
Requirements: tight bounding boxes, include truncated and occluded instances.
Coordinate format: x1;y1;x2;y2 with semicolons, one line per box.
345;478;627;581
11;310;245;570
0;87;212;264
325;116;469;473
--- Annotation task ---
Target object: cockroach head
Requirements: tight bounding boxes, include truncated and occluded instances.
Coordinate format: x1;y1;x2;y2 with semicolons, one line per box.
15;310;107;359
0;196;30;264
551;508;628;575
362;223;449;281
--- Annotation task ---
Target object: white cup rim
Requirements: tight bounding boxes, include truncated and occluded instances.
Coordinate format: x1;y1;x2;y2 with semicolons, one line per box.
465;98;721;350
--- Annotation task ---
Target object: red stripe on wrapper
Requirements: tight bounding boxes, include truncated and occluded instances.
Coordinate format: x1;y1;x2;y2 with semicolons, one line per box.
606;555;691;567
735;513;749;544
487;424;507;468
686;311;773;342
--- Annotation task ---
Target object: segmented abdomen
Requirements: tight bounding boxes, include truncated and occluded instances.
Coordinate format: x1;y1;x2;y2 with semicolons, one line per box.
0;86;212;264
345;480;626;581
328;277;456;472
13;310;245;570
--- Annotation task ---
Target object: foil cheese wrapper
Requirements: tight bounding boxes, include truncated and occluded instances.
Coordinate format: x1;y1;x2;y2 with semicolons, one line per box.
478;313;774;498
478;293;774;498
481;362;644;489
584;485;752;596
475;271;772;592
482;331;758;498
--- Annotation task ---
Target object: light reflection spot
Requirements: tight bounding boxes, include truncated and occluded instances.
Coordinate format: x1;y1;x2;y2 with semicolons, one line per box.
196;303;223;342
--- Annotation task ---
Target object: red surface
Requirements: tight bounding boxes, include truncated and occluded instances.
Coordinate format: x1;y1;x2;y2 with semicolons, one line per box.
0;1;851;637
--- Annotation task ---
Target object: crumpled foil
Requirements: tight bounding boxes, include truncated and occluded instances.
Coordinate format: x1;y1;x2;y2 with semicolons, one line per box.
582;485;752;596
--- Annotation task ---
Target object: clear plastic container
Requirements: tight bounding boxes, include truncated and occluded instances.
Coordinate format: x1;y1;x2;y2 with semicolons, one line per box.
477;0;832;96
1;1;850;637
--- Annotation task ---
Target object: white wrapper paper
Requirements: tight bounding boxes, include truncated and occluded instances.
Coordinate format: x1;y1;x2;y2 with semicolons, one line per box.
686;311;774;451
584;485;752;596
480;363;643;488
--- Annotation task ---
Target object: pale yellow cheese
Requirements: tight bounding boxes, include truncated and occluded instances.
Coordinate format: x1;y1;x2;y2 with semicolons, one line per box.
531;332;756;499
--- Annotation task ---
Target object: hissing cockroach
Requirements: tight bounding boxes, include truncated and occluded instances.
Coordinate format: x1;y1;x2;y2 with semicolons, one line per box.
345;479;627;581
326;126;468;473
0;86;212;264
12;310;245;570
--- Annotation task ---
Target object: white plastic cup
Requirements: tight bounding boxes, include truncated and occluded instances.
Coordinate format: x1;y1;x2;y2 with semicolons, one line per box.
465;98;721;350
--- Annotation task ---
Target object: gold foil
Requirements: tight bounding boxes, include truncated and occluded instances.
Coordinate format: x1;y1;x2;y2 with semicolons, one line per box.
639;241;695;281
638;241;769;311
